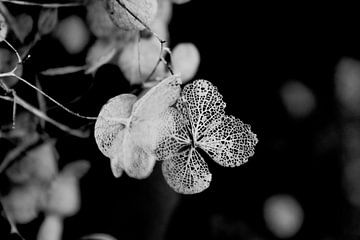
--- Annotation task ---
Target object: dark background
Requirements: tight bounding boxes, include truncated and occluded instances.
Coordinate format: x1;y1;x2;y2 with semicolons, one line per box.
2;2;360;240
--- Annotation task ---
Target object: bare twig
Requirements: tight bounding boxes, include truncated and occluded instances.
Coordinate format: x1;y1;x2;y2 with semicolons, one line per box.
35;75;46;128
0;94;90;138
1;39;97;120
115;0;174;80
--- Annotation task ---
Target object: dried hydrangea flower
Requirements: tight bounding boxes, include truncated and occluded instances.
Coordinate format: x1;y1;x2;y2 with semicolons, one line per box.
156;80;258;194
94;75;182;179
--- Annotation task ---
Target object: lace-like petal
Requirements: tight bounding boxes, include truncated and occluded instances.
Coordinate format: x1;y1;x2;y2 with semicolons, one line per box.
199;115;258;167
155;107;191;161
177;80;226;140
94;94;137;158
162;147;212;194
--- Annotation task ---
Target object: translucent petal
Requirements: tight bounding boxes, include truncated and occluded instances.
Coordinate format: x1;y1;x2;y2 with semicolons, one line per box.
122;131;156;179
94;94;137;158
130;77;181;156
118;37;165;84
198;115;258;167
132;75;182;122
105;0;158;31
177;79;226;141
162;147;212;194
110;155;124;178
86;39;116;74
155;107;191;161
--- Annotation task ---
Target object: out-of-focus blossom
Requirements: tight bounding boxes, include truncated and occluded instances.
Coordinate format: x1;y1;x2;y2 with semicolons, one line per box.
280;80;316;118
54;16;90;54
264;194;304;239
2;138;90;224
335;58;360;115
171;42;200;83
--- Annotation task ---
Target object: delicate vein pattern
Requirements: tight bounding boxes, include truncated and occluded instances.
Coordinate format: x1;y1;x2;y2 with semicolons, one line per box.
177;79;226;139
94;94;136;158
156;79;258;194
199;115;258;167
94;75;182;179
162;147;212;194
94;94;137;177
155;107;190;161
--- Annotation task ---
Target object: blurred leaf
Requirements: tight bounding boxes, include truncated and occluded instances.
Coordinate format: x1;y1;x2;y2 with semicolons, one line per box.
38;7;58;35
42;174;80;216
5;140;58;183
171;0;191;4
40;65;86;76
85;40;117;74
81;233;118;240
1;184;44;224
61;160;90;179
37;214;63;240
16;13;33;42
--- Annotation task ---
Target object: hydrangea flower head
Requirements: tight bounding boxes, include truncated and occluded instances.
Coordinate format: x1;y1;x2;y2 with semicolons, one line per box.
156;80;258;194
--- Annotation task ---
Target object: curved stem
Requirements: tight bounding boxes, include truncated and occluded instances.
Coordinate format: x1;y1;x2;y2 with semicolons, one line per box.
14;74;97;120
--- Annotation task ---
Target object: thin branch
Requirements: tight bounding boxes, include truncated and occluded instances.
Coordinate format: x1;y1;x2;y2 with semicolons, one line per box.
11;90;16;128
115;0;164;43
3;39;22;64
0;94;90;138
35;75;46;128
114;0;174;82
14;74;97;120
1;39;97;120
0;0;82;8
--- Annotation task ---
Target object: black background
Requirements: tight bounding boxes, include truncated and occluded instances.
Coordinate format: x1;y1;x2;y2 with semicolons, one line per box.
2;1;360;240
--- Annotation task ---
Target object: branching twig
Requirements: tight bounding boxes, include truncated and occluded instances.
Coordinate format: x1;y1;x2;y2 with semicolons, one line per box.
0;94;89;138
0;40;97;120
